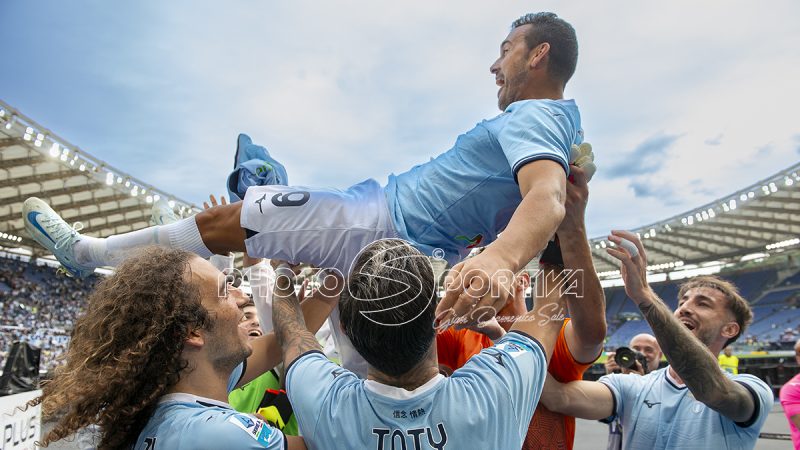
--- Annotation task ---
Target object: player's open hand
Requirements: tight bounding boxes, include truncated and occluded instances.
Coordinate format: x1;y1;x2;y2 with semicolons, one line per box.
203;194;228;210
436;248;516;330
606;230;653;305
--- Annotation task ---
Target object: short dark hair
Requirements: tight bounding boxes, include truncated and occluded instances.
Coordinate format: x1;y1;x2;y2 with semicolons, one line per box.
678;275;753;348
340;239;436;377
512;12;578;86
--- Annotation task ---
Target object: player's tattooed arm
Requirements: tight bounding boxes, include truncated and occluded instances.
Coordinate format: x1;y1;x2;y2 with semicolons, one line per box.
636;298;754;423
607;230;755;424
272;265;322;369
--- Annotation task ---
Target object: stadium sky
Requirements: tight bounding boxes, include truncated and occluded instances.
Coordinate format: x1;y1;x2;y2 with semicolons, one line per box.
2;1;799;238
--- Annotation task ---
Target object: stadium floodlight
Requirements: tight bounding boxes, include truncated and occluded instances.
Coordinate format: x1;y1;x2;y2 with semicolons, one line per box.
765;238;800;250
125;179;131;188
0;109;4;117
146;195;153;203
729;199;736;210
4;115;14;129
49;143;60;157
687;216;694;225
69;159;75;166
769;182;777;193
60;153;67;162
106;172;115;186
664;224;672;232
644;232;650;239
168;200;176;208
786;178;794;186
748;191;755;198
131;186;139;197
79;163;86;172
116;176;122;184
153;194;161;202
707;208;715;218
600;241;607;248
722;204;729;212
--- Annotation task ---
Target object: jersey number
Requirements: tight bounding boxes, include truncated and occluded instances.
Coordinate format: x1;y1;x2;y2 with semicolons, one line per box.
144;437;157;450
271;191;310;207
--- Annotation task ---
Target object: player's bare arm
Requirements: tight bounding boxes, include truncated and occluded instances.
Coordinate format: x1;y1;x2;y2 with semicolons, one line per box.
558;166;606;362
510;266;567;364
540;374;615;420
237;284;337;388
606;230;756;423
272;265;323;370
438;159;566;326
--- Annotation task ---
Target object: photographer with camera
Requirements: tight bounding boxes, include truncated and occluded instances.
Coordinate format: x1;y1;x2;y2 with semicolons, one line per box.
602;333;663;449
604;333;662;376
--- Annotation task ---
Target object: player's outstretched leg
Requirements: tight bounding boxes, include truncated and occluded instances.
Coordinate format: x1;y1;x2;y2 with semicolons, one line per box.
23;197;246;277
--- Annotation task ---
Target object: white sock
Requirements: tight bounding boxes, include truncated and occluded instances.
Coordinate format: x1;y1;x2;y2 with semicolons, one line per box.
74;217;213;266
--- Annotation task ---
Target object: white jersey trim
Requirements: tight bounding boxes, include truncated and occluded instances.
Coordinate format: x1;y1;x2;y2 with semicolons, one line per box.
665;367;687;389
364;374;446;400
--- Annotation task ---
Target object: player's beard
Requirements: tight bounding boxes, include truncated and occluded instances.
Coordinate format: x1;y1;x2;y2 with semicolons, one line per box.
498;65;530;111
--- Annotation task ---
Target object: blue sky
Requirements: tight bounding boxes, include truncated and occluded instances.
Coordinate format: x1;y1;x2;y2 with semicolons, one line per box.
2;1;799;238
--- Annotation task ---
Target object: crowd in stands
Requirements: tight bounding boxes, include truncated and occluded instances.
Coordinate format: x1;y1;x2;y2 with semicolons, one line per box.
0;254;97;373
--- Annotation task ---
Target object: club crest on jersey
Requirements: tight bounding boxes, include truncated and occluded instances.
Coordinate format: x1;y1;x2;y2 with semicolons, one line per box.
455;234;483;249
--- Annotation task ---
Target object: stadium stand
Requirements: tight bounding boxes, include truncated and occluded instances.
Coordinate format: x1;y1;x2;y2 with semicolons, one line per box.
0;254;98;374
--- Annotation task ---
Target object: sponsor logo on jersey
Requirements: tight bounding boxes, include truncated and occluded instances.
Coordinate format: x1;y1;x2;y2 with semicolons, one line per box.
229;414;275;446
495;340;533;359
643;400;661;409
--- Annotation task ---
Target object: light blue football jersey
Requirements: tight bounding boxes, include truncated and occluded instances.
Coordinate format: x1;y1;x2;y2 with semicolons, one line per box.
384;99;582;264
286;331;547;450
135;363;286;450
598;367;773;450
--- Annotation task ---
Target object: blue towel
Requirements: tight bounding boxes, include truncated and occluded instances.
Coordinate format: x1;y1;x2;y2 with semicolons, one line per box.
226;134;289;202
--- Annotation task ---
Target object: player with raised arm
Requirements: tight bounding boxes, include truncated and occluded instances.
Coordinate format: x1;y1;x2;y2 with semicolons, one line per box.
539;233;773;449
271;238;565;449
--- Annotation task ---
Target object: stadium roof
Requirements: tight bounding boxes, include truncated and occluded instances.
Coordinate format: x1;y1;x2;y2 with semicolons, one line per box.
1;99;799;278
588;162;800;277
0;99;200;258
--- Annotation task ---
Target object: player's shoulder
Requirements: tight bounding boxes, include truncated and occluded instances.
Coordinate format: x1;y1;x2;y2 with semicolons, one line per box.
729;371;772;394
504;98;579;116
196;411;283;448
600;367;666;389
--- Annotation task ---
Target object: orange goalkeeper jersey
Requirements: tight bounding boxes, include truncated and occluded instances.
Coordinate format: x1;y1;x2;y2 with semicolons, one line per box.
522;318;595;450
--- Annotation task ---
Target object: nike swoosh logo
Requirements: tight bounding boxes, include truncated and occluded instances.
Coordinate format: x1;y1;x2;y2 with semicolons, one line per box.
27;211;56;244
